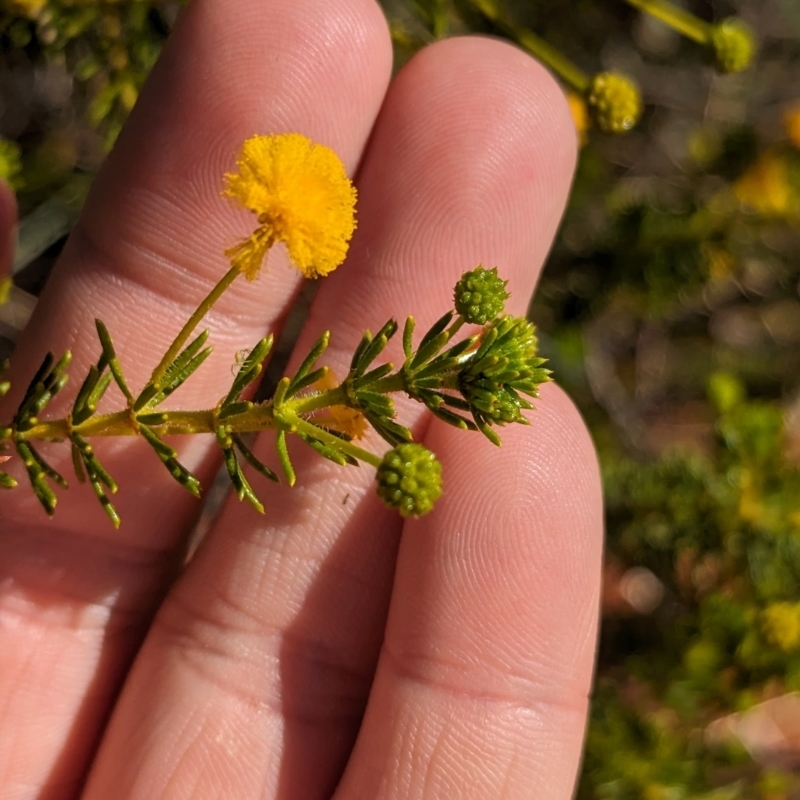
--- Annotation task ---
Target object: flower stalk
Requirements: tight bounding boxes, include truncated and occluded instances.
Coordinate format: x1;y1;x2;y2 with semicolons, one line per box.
465;0;590;92
624;0;757;73
624;0;710;44
463;0;643;132
149;265;239;388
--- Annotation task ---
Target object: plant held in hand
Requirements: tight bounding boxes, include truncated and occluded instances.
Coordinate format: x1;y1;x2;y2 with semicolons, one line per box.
0;133;550;526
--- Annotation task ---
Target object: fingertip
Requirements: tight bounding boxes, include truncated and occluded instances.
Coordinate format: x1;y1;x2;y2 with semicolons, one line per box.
348;34;577;322
405;379;603;696
337;383;603;800
391;34;578;217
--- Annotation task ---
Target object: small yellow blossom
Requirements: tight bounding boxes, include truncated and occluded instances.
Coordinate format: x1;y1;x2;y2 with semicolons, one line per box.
566;91;589;146
310;369;368;440
783;102;800;150
761;602;800;652
224;133;357;280
586;71;642;134
734;151;793;217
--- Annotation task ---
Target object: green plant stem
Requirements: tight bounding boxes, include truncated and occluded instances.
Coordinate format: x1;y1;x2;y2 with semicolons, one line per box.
288;375;408;415
514;29;590;92
465;0;590;92
9;396;383;466
7;381;395;442
624;0;711;44
10;405;271;442
148;266;240;389
3;358;468;458
287;415;383;468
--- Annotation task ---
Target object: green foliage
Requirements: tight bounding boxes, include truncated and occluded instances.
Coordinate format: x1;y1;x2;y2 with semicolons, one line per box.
589;377;800;796
1;0;170;141
1;268;549;524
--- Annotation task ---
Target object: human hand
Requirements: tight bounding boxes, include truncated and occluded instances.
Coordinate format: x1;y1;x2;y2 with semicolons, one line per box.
0;1;602;798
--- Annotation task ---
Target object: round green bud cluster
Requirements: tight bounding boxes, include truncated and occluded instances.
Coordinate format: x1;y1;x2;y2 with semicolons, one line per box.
453;266;509;325
711;18;756;74
376;443;442;517
586;72;642;134
458;315;550;429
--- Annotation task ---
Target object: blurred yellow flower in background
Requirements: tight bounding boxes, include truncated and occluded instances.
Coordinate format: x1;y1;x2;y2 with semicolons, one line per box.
762;602;800;652
783;102;800;150
224;133;357;280
734;151;794;217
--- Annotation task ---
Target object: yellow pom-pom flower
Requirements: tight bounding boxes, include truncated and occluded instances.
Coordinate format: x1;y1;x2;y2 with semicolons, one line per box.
224;133;357;280
711;18;756;74
586;72;642;134
734;151;794;217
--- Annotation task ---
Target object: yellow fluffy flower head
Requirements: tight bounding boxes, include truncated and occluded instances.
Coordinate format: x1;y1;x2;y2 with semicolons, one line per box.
224;133;357;280
734;151;793;217
711;18;756;75
586;71;642;134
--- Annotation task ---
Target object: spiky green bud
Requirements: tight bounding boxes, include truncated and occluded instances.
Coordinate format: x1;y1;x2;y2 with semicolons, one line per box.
453;266;509;325
458;315;550;436
376;443;442;517
586;72;642;134
711;18;756;74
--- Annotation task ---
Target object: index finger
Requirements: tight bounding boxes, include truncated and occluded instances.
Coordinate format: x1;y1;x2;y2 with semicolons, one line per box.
0;1;391;797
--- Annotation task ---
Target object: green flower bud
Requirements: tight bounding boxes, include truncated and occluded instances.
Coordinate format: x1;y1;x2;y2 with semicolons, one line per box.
458;315;550;435
586;71;642;134
376;443;442;517
711;18;756;74
453;266;509;325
